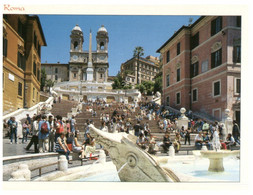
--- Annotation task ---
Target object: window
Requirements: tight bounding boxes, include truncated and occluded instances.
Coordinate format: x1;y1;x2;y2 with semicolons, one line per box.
33;88;35;99
132;78;134;82
201;60;209;73
100;42;105;50
17;52;25;71
233;46;241;63
166;74;170;87
192;89;198;102
191;32;199;49
18;19;25;39
38;44;41;57
33;62;37;76
166;96;170;106
100;74;103;79
37;92;39;102
211;17;222;36
55;68;58;74
176;92;181;105
74;41;78;50
18;82;22;96
191;62;199;77
37;69;40;81
34;32;37;49
213;80;221;97
235;78;241;94
3;37;8;57
177;42;181;55
236;16;241;27
211;49;222;68
166;50;170;63
74;73;77;78
55;75;58;81
177;68;180;82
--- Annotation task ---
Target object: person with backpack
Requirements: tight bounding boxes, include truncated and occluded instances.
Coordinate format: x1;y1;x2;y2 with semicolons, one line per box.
55;115;64;142
25;115;40;153
38;115;50;153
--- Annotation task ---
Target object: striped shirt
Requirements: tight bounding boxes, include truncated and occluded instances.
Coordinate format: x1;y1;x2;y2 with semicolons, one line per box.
55;136;66;150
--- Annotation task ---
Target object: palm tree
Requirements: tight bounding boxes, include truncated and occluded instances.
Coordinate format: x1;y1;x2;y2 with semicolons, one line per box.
133;46;144;85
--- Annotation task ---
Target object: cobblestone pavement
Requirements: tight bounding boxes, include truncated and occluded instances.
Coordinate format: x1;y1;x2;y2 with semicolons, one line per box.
3;138;31;157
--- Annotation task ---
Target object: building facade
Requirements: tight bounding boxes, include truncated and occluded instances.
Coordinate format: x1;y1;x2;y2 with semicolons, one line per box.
157;16;241;122
120;55;160;85
41;62;69;83
3;15;46;115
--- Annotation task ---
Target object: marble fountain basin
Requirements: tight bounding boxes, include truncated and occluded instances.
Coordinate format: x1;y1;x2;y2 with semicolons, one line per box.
200;150;240;172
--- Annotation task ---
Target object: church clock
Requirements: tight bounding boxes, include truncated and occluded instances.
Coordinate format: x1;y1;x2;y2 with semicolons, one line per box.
72;55;78;61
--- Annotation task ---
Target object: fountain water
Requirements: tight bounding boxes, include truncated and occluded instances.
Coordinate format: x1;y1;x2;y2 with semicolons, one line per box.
200;129;239;172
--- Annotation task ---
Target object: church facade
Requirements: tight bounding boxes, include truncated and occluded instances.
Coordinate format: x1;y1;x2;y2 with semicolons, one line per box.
69;24;109;83
42;24;109;84
42;24;141;103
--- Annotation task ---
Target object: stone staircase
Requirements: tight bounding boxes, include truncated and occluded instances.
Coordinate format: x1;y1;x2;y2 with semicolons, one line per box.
50;99;78;118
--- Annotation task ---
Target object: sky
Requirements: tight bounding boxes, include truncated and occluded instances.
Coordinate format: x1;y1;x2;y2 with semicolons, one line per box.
39;15;200;76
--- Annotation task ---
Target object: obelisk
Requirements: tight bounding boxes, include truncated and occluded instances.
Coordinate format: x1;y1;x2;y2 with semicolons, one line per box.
86;29;94;81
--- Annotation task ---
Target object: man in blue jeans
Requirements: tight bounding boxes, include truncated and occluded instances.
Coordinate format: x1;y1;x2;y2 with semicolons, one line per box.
55;132;72;164
8;117;18;144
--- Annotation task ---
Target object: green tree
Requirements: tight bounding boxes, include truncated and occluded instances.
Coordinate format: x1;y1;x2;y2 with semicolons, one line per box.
112;72;124;89
45;79;55;89
133;46;144;85
135;83;146;94
153;71;162;94
40;68;47;91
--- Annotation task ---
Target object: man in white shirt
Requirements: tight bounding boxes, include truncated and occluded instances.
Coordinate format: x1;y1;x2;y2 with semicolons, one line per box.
195;132;203;150
25;115;41;153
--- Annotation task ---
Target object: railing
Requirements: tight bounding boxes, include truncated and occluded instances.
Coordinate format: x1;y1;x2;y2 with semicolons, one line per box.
3;96;54;121
30;162;58;177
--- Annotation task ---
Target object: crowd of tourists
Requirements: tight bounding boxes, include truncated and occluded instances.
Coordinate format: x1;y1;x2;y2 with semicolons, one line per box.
4;97;241;159
4;112;96;164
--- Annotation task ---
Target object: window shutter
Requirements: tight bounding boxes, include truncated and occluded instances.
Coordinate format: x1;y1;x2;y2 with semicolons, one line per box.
3;38;8;57
22;54;26;71
211;19;215;36
233;46;236;63
211;52;215;68
219;17;223;30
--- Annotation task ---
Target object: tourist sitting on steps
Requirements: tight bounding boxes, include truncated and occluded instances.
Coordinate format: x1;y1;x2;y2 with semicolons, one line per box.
71;130;85;159
147;135;158;154
55;132;72;164
225;133;236;150
173;133;181;153
195;132;203;150
82;133;96;159
202;132;211;150
161;133;172;153
136;133;148;150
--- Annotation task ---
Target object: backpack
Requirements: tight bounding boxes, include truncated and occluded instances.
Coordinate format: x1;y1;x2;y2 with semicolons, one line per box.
56;121;64;134
41;122;49;134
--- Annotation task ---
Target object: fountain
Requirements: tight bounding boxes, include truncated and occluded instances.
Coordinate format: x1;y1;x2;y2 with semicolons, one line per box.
200;128;240;172
89;124;180;182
